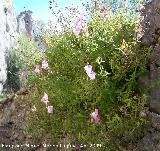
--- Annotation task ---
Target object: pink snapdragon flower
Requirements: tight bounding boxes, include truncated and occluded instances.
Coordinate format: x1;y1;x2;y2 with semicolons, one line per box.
41;93;49;105
47;106;53;114
84;64;92;74
87;71;96;80
34;66;42;74
73;13;90;37
76;13;85;26
84;64;96;80
21;69;27;78
90;109;100;124
42;59;49;70
73;13;85;36
73;26;81;36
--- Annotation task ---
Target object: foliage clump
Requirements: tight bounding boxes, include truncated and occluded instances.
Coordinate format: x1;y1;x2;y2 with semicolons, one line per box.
16;0;151;150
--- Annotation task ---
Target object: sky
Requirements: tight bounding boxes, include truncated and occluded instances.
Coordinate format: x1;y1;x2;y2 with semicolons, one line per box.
14;0;89;23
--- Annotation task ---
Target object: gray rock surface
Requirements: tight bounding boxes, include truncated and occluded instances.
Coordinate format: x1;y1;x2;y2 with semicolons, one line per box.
0;0;34;94
140;0;160;114
0;89;55;151
17;10;33;37
0;0;18;94
125;0;160;150
127;112;160;151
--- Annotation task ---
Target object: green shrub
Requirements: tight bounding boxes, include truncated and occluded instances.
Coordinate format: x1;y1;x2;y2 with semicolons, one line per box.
14;34;44;87
4;50;20;93
23;1;151;150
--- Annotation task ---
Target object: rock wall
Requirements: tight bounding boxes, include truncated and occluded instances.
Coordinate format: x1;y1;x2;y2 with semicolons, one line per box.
0;0;18;94
0;0;34;94
141;0;160;114
17;10;33;37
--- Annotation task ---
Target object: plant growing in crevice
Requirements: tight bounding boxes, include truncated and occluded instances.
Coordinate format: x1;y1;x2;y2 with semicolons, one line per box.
4;50;20;93
4;7;8;15
18;0;152;150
